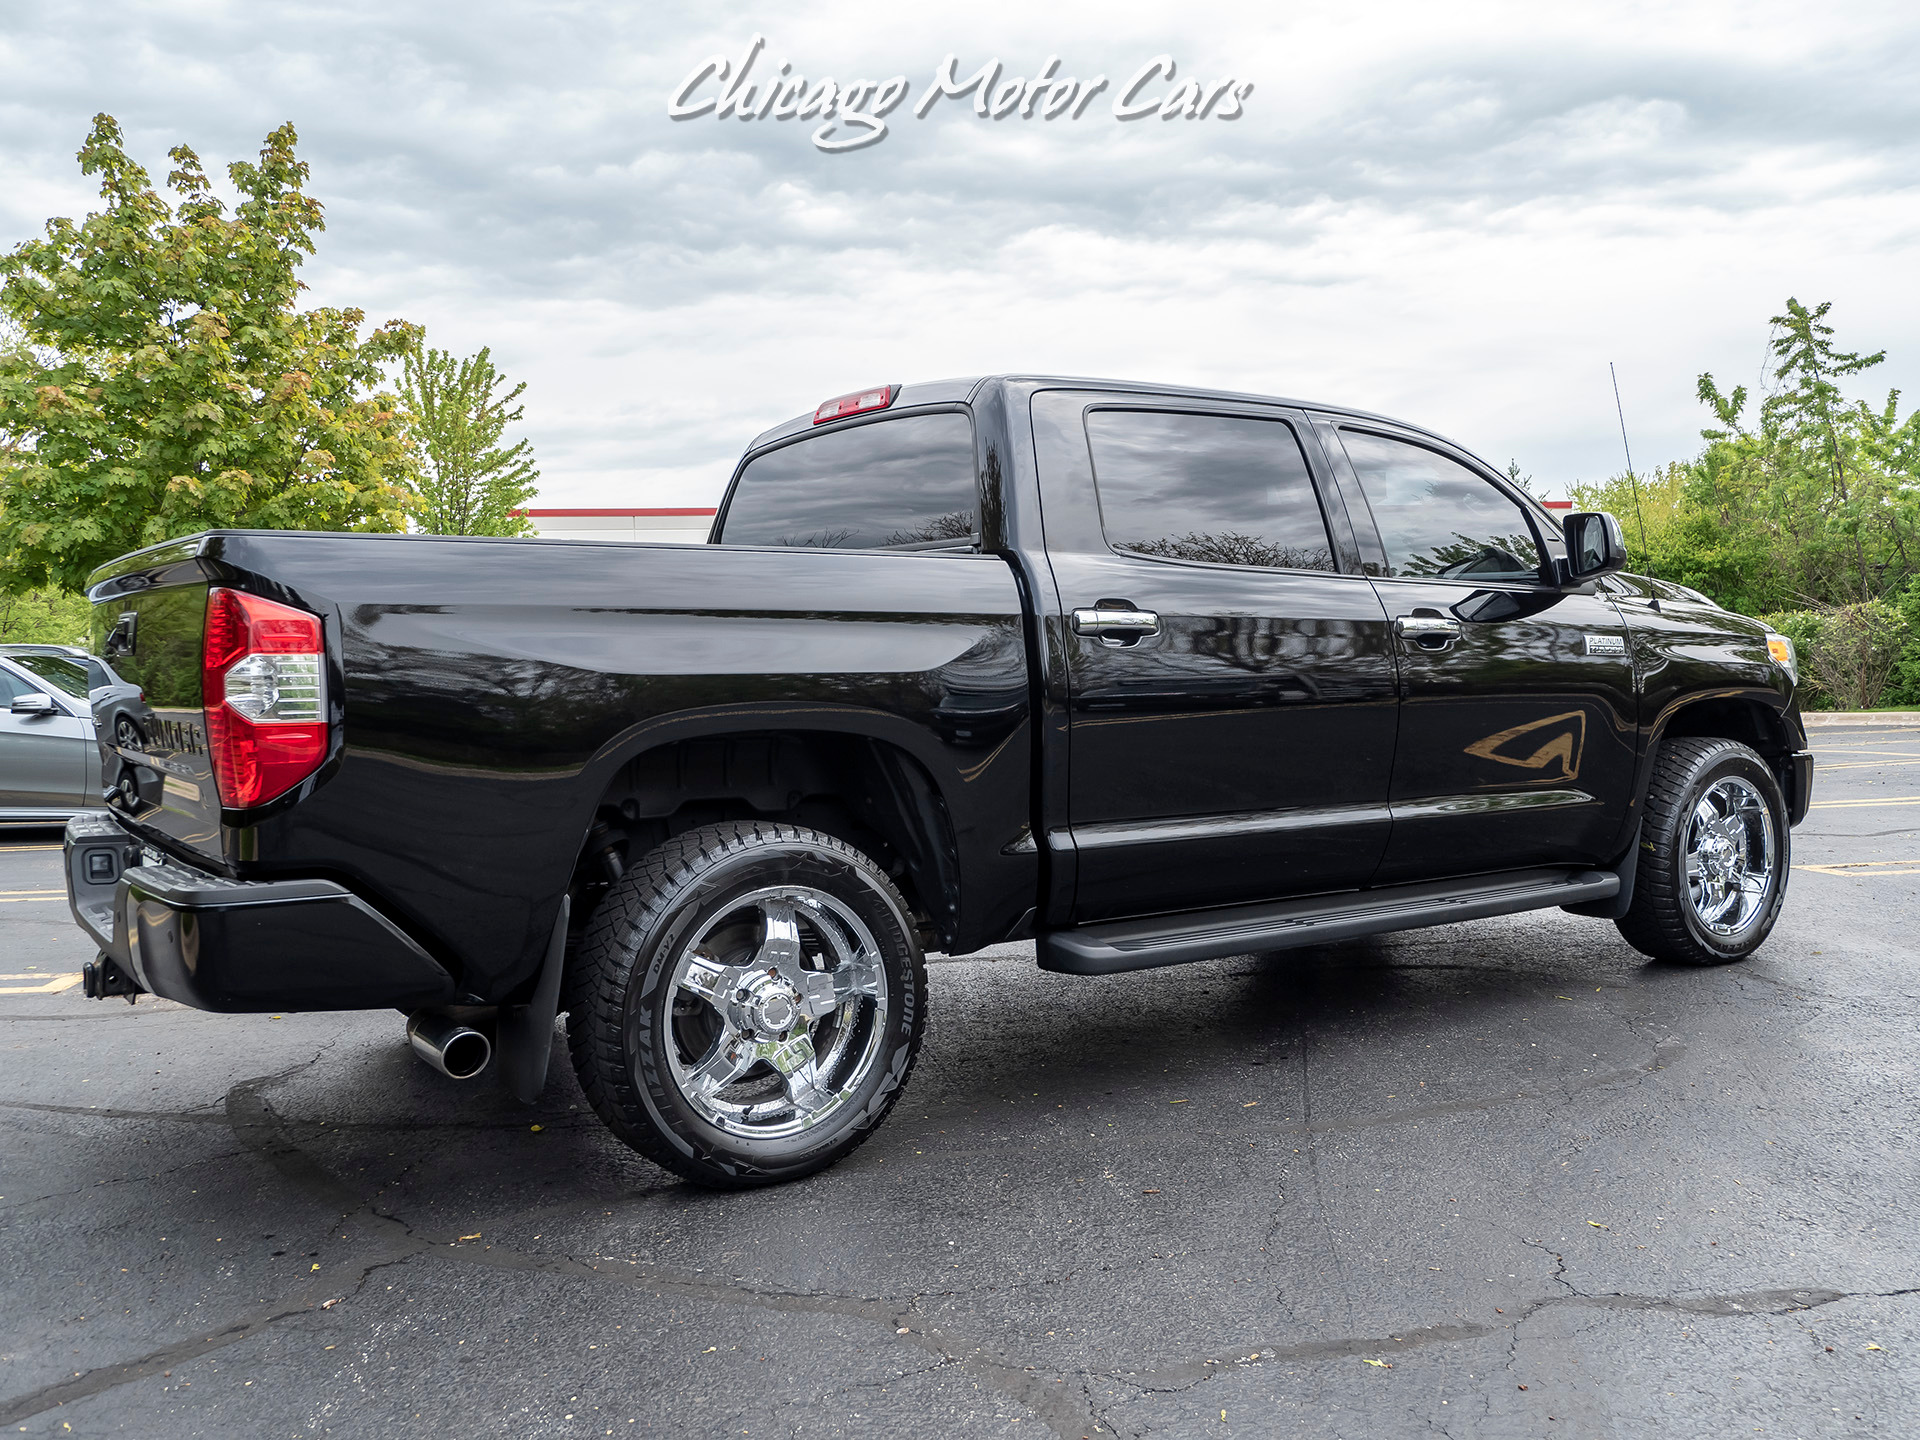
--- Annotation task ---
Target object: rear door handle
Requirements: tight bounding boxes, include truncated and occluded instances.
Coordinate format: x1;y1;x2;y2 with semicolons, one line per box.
1395;614;1462;648
1072;607;1160;636
1394;615;1461;637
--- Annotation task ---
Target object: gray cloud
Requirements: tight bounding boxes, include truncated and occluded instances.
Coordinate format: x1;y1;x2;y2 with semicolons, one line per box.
2;2;1917;503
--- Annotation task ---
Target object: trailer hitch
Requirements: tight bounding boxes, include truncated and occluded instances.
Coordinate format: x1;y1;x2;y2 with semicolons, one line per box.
82;954;144;1003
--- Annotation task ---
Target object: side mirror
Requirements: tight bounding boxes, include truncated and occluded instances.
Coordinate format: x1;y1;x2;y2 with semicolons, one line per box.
1563;511;1627;582
11;692;57;716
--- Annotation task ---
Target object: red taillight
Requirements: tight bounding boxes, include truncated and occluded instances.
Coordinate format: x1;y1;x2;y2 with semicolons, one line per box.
812;384;897;424
201;588;328;809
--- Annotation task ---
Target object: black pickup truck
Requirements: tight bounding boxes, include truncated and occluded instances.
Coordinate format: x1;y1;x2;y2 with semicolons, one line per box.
63;375;1813;1187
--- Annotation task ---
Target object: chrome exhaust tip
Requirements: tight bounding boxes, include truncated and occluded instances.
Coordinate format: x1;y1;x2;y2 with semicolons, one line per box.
406;1012;492;1081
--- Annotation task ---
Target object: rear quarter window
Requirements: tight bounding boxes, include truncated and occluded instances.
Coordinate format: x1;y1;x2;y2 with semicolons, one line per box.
719;413;978;550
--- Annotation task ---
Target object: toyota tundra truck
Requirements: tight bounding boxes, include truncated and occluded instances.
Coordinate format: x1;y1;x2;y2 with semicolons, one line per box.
61;375;1814;1187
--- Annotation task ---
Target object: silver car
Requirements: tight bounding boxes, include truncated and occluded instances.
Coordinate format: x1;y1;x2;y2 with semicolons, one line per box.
0;652;108;824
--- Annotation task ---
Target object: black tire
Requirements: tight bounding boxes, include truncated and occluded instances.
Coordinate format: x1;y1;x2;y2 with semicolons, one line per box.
1615;737;1790;966
564;821;926;1188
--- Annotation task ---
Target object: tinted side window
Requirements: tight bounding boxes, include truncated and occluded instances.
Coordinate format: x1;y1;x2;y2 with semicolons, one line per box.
11;654;91;699
1339;431;1541;582
1086;411;1334;571
719;413;977;549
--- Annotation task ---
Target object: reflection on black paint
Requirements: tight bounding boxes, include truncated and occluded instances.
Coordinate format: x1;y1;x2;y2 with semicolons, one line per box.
79;532;1040;991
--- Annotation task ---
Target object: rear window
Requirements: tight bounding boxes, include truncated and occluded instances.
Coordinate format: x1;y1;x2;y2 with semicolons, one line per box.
719;413;978;550
1086;410;1335;571
10;653;91;699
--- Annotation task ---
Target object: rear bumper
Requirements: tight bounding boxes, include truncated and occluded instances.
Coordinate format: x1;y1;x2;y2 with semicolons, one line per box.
1787;749;1814;826
63;812;456;1013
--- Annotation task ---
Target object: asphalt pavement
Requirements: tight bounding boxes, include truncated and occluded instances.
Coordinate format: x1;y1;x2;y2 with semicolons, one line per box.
3;727;1918;1438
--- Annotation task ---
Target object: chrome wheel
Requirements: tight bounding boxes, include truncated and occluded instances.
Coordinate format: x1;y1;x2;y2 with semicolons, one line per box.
663;886;888;1140
1683;776;1776;936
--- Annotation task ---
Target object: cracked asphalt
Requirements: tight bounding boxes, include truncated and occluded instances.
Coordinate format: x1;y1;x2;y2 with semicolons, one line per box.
4;720;1919;1438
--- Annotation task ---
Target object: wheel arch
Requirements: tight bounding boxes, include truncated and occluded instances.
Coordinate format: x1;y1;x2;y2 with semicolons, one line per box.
1655;691;1796;758
563;726;967;954
1645;689;1802;817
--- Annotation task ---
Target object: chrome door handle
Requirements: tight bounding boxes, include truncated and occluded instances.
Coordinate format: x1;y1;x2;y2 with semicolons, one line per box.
1072;607;1160;636
1395;615;1462;644
1395;615;1460;636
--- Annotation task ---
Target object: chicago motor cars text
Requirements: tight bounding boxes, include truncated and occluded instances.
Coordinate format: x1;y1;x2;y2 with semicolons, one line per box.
668;36;1255;152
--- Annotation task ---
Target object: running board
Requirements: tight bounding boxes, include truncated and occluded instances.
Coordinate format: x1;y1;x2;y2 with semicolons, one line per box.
1036;866;1621;975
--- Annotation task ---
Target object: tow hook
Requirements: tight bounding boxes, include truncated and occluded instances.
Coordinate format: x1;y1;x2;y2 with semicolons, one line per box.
82;955;143;1003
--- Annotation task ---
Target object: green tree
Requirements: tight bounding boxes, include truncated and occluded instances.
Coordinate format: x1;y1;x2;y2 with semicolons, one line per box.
1768;299;1882;591
0;585;89;644
1695;299;1920;606
397;346;539;536
0;114;420;592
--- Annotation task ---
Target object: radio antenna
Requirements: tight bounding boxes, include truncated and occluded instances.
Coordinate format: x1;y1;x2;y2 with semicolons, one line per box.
1610;362;1651;574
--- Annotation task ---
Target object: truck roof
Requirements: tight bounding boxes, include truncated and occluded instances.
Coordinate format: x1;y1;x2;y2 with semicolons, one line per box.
746;374;1476;461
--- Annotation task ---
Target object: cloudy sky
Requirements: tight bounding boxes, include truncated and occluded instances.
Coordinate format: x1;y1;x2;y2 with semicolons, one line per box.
3;1;1916;506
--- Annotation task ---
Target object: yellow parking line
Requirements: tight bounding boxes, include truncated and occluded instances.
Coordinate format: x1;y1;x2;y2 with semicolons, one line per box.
1797;862;1920;877
1809;796;1920;809
1817;760;1920;771
0;844;62;852
0;889;62;897
0;894;63;903
0;973;81;994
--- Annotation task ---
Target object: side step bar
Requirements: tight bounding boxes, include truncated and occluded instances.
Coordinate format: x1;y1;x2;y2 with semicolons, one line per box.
1036;866;1621;975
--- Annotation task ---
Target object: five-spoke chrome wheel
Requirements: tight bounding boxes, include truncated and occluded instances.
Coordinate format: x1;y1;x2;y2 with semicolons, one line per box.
568;821;926;1187
1682;775;1776;937
663;886;889;1139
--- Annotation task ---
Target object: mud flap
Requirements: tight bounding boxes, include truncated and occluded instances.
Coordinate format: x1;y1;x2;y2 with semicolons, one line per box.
1563;822;1642;920
498;896;569;1104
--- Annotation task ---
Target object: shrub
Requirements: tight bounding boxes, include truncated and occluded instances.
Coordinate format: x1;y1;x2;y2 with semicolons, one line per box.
1882;581;1920;708
1763;601;1905;711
